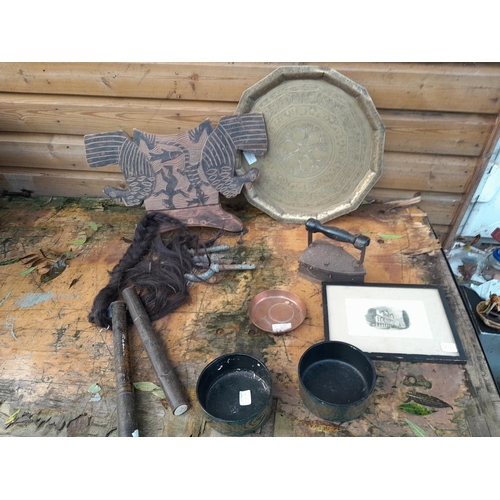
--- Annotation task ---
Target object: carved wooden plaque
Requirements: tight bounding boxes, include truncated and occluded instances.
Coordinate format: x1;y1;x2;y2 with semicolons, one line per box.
235;66;385;223
84;114;267;232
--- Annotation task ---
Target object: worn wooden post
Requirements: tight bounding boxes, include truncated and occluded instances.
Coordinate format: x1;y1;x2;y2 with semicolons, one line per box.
111;300;139;437
121;286;189;416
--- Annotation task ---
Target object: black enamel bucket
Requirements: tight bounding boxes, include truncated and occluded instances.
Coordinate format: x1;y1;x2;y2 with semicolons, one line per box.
298;341;376;422
196;353;273;436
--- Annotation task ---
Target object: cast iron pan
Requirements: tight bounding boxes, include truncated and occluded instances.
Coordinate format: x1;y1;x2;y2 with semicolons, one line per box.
298;341;376;422
196;353;273;435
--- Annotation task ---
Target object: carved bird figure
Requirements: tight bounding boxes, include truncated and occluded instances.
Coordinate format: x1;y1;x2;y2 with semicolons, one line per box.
200;114;266;198
84;113;268;212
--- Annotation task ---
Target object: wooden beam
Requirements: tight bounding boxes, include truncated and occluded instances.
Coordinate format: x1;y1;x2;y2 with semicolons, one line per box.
0;133;475;194
0;166;125;197
382;110;495;156
0;93;235;136
0;94;494;156
328;63;500;115
368;187;460;226
0;62;499;114
378;152;474;193
0;133;102;171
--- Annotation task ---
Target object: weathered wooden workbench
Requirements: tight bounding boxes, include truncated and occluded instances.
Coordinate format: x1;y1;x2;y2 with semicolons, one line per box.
1;196;499;437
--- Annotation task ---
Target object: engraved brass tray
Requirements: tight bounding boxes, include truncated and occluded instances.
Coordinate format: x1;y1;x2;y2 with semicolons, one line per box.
235;66;385;223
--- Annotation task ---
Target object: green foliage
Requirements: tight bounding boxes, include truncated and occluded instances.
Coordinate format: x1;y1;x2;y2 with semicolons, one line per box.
377;234;403;240
398;402;435;415
5;409;20;426
70;237;87;246
133;381;161;392
20;267;37;276
88;383;102;393
405;419;428;437
0;258;20;266
134;382;165;398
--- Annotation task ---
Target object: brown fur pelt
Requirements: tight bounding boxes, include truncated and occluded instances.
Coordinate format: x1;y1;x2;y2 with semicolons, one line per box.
89;212;211;328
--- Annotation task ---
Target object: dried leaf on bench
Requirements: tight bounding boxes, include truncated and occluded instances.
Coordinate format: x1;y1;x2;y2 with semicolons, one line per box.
23;256;46;267
69;276;81;289
0;257;21;266
1;253;38;266
40;256;68;283
133;381;162;392
406;391;452;409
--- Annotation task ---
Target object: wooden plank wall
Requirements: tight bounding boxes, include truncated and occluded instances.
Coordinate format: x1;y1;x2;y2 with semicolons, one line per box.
0;62;499;248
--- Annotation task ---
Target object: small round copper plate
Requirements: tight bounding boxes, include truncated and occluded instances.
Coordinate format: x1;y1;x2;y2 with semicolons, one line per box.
248;290;306;334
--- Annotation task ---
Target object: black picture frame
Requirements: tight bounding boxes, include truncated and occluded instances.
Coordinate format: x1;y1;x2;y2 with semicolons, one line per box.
322;282;467;364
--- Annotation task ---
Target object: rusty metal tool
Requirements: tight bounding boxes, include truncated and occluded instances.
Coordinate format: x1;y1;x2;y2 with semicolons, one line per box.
188;244;230;255
185;246;256;282
185;262;256;282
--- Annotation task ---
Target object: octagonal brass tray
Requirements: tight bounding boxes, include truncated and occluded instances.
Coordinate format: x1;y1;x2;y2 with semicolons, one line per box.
235;66;385;223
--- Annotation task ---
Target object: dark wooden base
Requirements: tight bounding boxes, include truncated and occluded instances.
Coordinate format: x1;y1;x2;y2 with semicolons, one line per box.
152;204;244;232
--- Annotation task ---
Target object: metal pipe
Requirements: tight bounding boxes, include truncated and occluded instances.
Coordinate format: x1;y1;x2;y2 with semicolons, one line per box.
121;286;189;416
188;244;230;255
185;262;256;282
111;300;139;437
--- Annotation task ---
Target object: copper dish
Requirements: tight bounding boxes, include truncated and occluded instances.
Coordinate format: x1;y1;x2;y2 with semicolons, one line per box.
248;289;306;334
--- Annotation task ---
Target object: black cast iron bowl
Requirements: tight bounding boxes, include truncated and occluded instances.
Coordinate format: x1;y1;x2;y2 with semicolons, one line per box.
196;353;273;436
298;341;376;422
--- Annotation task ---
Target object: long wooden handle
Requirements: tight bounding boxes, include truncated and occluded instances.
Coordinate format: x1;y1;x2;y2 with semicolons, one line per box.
121;286;189;416
111;300;139;437
305;218;370;250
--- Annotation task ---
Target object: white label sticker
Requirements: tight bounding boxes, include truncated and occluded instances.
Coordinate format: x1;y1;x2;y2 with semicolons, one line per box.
239;390;252;406
441;342;458;353
272;322;292;333
243;151;257;165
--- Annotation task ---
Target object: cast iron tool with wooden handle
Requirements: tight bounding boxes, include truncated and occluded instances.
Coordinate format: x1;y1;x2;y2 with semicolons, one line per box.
298;218;370;283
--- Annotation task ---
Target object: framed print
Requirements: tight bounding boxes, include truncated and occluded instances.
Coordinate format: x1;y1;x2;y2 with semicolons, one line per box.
322;283;466;364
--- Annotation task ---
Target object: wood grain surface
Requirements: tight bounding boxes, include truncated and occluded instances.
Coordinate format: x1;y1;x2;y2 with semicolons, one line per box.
0;95;493;156
1;197;498;436
1;62;499;114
